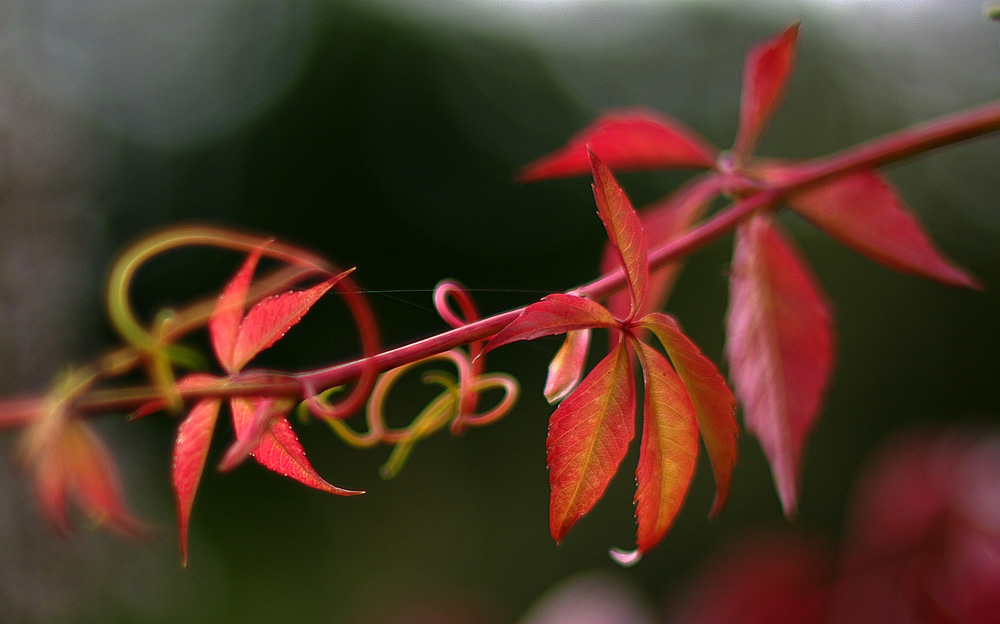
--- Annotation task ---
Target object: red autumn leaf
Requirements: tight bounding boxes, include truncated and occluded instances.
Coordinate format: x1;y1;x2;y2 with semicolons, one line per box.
640;313;738;517
210;246;266;373
603;176;719;319
31;419;147;537
230;273;348;371
725;214;834;516
786;169;979;289
171;382;221;566
632;339;699;555
547;340;635;543
734;23;800;159
483;294;617;355
545;329;592;404
218;396;281;472
229;397;362;496
516;109;717;182
173;399;220;564
590;151;649;319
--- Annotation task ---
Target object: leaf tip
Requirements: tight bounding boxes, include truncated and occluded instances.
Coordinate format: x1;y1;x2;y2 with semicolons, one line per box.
543;388;568;405
948;269;984;292
216;449;247;473
770;22;801;54
777;478;800;520
549;521;567;546
586;147;604;178
708;493;729;519
544;330;591;404
735;21;801;159
609;547;643;567
512;163;542;184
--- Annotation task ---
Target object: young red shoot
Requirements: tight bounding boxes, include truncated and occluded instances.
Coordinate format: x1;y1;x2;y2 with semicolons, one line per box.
166;251;361;564
519;22;979;518
486;152;737;558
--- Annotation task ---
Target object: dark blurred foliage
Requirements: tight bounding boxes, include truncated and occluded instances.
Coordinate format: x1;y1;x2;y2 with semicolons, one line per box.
1;1;999;622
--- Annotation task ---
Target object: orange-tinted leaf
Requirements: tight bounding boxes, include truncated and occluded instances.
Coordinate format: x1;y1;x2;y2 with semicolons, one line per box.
545;329;592;404
32;419;147;537
172;394;221;566
482;294;617;355
230;397;361;496
725;215;834;516
603;176;718;319
787;169;979;289
632;340;699;554
210;246;265;373
734;24;799;159
590;151;648;319
640;313;738;517
548;340;635;543
231;274;347;372
516;109;717;182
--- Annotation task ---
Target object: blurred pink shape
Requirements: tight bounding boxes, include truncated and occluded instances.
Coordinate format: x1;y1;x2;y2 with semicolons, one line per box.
517;571;658;624
829;429;1000;624
667;427;1000;624
666;534;834;624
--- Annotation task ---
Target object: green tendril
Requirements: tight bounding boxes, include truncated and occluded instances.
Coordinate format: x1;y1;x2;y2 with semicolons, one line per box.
105;226;332;413
380;386;458;479
304;349;520;480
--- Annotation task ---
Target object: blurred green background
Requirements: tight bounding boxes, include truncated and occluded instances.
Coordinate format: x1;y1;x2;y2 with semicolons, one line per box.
1;1;998;622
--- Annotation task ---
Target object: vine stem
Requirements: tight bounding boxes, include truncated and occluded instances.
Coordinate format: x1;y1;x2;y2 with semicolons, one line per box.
67;99;1000;414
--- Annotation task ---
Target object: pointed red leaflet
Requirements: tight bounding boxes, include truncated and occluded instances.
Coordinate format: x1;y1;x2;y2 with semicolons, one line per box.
547;340;635;543
725;215;834;516
230;397;361;496
787;170;979;289
640;313;738;517
590;152;649;320
632;339;699;554
218;396;280;472
603;176;719;319
170;374;224;563
482;294;617;355
516;109;717;182
734;24;799;159
210;246;266;374
545;329;592;404
230;271;351;372
172;393;221;565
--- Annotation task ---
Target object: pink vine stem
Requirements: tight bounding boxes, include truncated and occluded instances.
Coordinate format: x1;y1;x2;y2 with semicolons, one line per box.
61;99;1000;415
